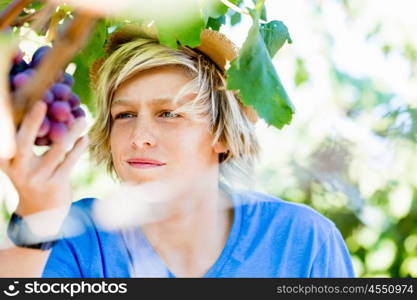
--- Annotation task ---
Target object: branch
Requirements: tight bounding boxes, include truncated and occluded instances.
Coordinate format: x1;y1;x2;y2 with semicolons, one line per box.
28;3;56;34
45;8;68;42
220;0;267;24
44;0;130;17
10;7;43;27
0;0;33;30
13;12;98;125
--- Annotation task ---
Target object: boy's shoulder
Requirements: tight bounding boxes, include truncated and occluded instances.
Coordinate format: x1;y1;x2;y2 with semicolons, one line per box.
235;190;336;230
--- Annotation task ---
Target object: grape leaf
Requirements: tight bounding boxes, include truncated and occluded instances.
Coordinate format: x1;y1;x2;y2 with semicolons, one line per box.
73;57;92;111
206;16;226;31
230;12;242;26
251;0;267;21
73;19;107;114
203;0;242;30
260;20;292;58
226;8;294;129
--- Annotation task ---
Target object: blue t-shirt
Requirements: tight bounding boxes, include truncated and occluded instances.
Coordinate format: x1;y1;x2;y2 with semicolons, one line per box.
42;190;355;278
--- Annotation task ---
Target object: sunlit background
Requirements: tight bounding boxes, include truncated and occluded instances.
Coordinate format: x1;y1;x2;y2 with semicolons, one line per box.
1;0;417;277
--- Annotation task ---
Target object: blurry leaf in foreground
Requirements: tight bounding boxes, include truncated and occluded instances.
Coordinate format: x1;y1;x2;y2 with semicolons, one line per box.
47;0;205;49
146;0;205;48
202;0;228;20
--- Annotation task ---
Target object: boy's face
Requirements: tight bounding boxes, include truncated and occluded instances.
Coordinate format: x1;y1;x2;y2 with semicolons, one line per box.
110;65;226;185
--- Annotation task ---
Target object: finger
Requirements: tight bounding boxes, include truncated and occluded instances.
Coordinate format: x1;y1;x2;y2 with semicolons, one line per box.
52;135;89;179
15;101;47;161
37;117;87;179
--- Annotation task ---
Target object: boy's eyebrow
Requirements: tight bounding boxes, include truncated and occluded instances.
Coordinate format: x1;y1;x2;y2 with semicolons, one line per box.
111;97;175;107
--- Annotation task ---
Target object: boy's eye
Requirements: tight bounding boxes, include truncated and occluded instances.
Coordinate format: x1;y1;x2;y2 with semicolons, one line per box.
114;112;135;119
160;111;180;118
113;111;180;120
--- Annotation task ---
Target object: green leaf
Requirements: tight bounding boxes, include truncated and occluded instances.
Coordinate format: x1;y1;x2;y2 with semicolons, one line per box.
73;57;94;113
251;0;267;21
230;12;242;26
72;19;108;114
204;0;242;28
260;20;292;58
206;16;226;31
226;8;295;129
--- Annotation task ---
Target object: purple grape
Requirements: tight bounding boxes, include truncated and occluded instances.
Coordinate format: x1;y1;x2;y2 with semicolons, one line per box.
68;93;80;109
48;122;67;143
42;90;54;104
51;83;71;101
12;72;30;89
35;137;52;146
37;117;50;138
72;107;85;118
8;45;86;147
22;69;35;77
31;46;51;68
62;73;74;87
48;101;71;122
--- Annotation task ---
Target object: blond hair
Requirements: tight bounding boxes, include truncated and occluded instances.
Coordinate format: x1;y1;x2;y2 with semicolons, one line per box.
88;37;260;190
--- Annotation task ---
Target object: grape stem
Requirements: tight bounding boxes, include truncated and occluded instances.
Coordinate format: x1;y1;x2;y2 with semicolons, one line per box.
0;0;33;30
220;0;267;24
28;3;57;36
13;12;97;125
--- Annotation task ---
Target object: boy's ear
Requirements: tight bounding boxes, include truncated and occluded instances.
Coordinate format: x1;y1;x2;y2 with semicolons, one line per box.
213;140;228;154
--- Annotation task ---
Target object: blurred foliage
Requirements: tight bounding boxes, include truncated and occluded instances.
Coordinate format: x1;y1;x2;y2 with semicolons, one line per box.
253;0;417;277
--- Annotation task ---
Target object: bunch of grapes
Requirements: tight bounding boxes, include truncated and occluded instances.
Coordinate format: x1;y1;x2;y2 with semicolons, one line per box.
9;46;86;146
